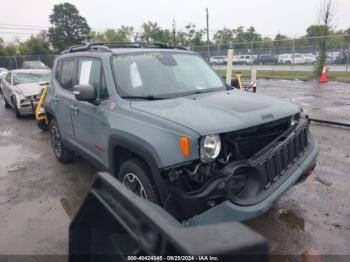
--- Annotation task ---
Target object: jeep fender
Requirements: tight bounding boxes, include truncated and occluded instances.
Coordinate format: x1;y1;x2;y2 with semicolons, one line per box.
108;134;167;202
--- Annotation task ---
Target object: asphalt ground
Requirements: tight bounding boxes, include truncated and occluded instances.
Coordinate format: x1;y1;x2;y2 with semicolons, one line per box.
0;80;349;256
213;64;349;72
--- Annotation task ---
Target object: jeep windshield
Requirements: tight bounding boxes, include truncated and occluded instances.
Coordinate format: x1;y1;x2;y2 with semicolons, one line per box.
112;52;226;99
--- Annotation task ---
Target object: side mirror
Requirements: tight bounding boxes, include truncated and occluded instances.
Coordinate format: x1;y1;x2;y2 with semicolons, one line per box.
73;84;96;102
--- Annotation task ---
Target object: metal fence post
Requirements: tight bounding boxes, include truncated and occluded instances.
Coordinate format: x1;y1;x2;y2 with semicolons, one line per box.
250;40;254;71
14;56;18;69
346;43;350;72
292;38;295;73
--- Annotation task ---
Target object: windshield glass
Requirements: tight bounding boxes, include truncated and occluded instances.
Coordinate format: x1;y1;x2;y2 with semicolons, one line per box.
14;72;50;85
112;52;225;98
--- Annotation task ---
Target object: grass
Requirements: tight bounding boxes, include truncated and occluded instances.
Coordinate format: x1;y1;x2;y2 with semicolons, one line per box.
216;70;350;83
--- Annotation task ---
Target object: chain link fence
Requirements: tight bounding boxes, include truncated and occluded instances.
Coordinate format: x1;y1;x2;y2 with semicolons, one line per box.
1;35;349;72
0;55;57;70
192;35;350;72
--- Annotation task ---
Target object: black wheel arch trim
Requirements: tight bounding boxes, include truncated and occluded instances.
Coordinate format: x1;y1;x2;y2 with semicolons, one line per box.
108;135;168;203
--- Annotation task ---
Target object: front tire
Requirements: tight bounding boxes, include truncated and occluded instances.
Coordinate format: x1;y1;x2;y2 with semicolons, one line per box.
118;159;159;203
2;94;9;108
12;96;21;118
49;119;75;162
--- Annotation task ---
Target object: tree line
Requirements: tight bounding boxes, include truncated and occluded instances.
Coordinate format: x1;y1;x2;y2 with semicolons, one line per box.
0;2;349;57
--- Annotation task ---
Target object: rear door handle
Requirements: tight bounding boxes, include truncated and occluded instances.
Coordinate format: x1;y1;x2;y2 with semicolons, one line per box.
70;105;79;114
52;96;58;103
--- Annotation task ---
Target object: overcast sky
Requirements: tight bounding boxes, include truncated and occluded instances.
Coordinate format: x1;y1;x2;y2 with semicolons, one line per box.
1;0;349;42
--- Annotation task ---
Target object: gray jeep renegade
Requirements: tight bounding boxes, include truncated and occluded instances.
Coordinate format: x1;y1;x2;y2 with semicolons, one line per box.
45;43;318;222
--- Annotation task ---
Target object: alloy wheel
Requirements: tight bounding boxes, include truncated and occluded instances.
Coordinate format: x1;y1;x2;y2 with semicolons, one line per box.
122;173;148;200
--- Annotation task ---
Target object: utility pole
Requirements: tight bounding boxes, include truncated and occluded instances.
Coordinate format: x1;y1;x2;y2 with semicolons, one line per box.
206;8;210;59
172;20;176;45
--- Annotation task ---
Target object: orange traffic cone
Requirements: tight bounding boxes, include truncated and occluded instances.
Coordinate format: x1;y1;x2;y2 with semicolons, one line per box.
319;65;327;83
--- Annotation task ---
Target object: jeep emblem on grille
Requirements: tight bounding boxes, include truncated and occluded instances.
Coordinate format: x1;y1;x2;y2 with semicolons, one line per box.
261;113;274;120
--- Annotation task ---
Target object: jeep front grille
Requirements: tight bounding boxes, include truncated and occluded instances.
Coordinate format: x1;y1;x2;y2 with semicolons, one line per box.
258;127;308;189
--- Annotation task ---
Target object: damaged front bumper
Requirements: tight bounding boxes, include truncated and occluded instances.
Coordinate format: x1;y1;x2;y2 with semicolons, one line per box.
18;98;39;115
167;118;319;223
186;133;318;225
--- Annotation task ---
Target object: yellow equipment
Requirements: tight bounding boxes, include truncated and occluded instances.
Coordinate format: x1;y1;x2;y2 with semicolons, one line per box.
233;72;257;93
35;84;49;131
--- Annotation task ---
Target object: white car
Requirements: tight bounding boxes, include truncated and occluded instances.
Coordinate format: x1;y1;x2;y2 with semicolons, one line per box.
1;69;51;117
278;53;306;64
0;67;8;79
0;68;8;90
302;53;317;64
233;54;256;65
209;56;227;65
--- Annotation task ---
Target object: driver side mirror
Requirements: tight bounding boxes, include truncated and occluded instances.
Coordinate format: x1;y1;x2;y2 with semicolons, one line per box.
73;84;96;102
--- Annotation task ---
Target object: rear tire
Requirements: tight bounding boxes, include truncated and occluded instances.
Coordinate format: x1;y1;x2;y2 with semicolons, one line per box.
118;158;159;203
37;120;49;131
49;119;75;162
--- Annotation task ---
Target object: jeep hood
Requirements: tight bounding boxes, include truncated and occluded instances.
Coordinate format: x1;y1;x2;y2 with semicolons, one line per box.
15;83;43;97
130;90;300;136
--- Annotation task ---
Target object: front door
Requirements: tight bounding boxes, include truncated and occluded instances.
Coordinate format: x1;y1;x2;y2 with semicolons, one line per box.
71;58;109;167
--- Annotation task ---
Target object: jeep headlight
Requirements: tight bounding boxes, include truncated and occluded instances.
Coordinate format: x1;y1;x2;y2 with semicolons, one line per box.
290;113;301;126
200;134;221;163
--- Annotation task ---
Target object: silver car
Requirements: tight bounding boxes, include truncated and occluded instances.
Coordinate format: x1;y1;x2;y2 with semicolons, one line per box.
1;69;51;117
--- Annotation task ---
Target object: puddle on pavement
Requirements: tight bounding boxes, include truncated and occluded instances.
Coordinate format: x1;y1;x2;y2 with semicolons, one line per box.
60;198;75;219
277;210;305;230
0;145;23;176
0;129;13;137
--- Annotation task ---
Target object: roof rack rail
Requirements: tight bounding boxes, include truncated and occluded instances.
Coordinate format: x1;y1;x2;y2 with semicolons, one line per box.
61;43;113;54
61;42;188;54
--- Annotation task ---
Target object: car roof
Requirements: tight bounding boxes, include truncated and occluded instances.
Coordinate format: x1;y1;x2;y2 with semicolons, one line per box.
11;69;51;73
58;47;195;60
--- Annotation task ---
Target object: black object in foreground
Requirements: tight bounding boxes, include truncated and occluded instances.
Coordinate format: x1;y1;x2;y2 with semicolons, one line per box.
69;172;268;262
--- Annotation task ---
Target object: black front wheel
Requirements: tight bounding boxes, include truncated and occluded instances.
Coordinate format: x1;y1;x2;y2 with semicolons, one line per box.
2;94;10;108
118;159;159;203
49;119;75;162
12;96;21;118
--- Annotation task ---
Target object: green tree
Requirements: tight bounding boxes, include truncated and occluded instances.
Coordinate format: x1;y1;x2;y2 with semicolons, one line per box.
176;24;204;47
312;0;336;75
0;37;5;56
344;28;350;44
140;21;171;43
273;34;291;50
48;2;91;52
90;27;134;43
213;28;234;46
19;31;52;55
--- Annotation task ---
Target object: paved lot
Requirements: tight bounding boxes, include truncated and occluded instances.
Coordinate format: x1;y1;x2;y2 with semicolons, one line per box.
0;80;349;255
214;64;349;72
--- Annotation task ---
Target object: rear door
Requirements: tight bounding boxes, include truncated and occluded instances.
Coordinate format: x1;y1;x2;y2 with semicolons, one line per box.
71;57;110;168
52;59;77;142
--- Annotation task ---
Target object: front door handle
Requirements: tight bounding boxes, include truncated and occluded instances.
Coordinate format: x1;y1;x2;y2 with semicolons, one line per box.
52;96;58;103
70;105;79;114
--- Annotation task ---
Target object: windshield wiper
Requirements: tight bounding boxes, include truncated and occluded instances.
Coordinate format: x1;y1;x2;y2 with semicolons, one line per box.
121;95;169;100
194;90;215;95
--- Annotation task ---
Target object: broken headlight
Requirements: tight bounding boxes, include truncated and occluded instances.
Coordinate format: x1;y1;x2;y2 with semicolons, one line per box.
200;134;221;163
290;113;301;127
